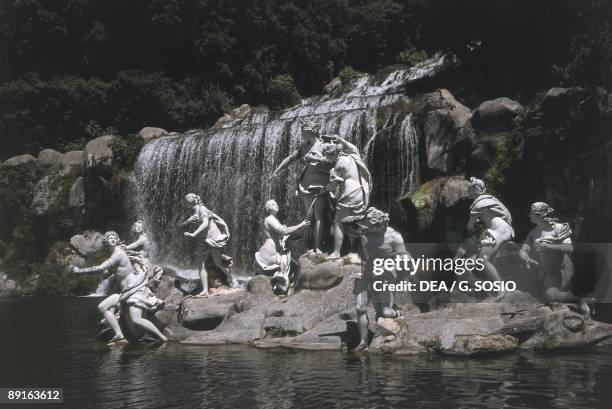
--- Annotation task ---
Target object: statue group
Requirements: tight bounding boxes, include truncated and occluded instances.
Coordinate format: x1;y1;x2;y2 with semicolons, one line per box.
72;119;595;348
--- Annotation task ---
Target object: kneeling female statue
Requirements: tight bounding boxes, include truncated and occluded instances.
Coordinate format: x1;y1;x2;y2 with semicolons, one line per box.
254;199;309;294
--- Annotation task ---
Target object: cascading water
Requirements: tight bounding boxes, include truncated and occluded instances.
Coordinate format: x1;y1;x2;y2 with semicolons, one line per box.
134;55;446;273
88;276;112;297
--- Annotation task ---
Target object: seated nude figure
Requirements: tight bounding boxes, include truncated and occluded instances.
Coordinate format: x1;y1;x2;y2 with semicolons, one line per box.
181;193;233;297
321;138;371;260
344;207;410;351
71;231;167;343
519;202;595;316
457;177;514;294
271;119;334;254
254;199;310;294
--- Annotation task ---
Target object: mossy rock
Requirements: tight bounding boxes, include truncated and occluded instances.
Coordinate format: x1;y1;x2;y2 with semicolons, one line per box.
408;178;447;233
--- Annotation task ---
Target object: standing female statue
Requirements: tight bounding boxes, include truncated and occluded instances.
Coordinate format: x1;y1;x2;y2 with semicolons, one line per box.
254;199;310;294
71;231;167;343
181;193;233;297
270;119;334;255
519;202;595;315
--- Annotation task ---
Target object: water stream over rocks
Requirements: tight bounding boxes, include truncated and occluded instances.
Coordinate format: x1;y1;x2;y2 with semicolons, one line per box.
134;56;447;272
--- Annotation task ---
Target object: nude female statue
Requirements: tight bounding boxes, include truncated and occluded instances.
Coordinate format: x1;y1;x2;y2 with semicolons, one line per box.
270;119;334;254
344;208;409;351
519;202;595;315
457;177;514;291
181;193;233;297
71;231;167;343
254;199;310;294
125;220;163;285
321;139;371;260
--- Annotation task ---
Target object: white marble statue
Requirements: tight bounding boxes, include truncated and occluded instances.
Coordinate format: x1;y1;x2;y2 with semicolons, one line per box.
344;207;409;351
271;119;334;255
519;202;595;316
125;220;163;286
181;193;233;297
457;177;514;293
254;199;310;294
71;231;167;343
321;138;372;260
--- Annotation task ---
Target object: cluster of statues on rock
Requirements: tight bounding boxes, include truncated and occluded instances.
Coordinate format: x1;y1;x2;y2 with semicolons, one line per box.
72;119;594;348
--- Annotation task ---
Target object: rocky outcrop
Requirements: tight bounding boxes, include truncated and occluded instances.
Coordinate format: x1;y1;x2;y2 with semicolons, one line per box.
37;149;64;168
150;248;612;354
85;135;114;170
69;231;104;257
419;89;474;174
3;154;38;171
69;177;85;208
402;176;471;242
61;151;85;177
368;292;612;356
295;254;358;290
214;104;269;128
177;256;357;346
137;127;168;143
30;172;74;216
471;97;523;134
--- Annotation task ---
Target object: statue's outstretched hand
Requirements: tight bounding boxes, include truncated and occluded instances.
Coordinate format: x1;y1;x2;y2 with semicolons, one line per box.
70;265;81;273
184;232;195;238
300;220;311;229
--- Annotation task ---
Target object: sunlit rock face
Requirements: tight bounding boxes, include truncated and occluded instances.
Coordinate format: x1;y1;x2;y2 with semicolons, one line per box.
134;55;450;272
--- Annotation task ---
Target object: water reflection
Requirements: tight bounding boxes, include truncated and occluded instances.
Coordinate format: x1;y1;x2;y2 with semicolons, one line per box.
1;298;612;409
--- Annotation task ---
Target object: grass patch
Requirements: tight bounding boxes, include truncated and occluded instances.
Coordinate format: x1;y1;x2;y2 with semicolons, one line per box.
422;338;443;352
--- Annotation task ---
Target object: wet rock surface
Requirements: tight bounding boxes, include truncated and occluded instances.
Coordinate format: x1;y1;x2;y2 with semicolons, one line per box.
153;258;612;354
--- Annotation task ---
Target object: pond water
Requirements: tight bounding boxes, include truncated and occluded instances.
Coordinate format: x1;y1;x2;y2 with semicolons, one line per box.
1;297;612;409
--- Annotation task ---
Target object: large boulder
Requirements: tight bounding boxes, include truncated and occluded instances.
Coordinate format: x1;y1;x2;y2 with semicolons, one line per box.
499;303;612;350
37;149;64;168
368;294;568;356
30;173;71;216
69;230;104;257
471;97;523;134
44;242;86;268
136;127;168;143
403;176;471;243
419;89;474;174
85;135;114;169
295;254;359;290
247;275;274;296
61;151;85;177
539;87;604;126
3;154;38;172
178;291;245;330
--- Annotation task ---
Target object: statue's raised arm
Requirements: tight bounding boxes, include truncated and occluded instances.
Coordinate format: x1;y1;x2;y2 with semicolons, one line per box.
71;232;125;274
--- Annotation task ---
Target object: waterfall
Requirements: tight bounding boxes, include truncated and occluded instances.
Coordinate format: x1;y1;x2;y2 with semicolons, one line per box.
134;55;444;273
88;276;112;297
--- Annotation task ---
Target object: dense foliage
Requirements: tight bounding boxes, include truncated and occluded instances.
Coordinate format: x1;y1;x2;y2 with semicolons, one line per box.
0;0;610;158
